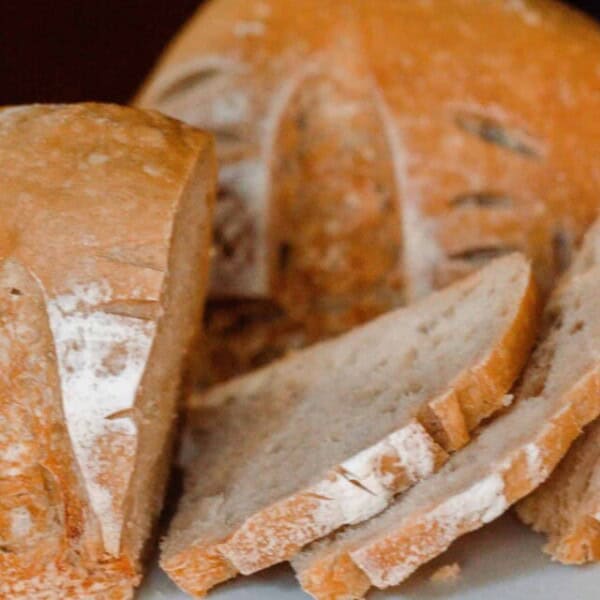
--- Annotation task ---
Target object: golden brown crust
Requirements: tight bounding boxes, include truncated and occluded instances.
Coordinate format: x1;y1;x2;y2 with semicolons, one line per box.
420;270;539;451
0;104;214;597
161;545;237;599
515;220;600;565
539;517;600;564
136;0;600;383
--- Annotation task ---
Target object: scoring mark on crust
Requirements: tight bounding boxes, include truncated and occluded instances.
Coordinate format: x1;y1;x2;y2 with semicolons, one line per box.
456;113;540;158
99;301;160;321
105;407;137;421
448;246;518;264
156;68;223;104
450;192;513;209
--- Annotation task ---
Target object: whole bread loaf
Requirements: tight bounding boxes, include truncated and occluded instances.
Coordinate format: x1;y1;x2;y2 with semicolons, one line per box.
136;0;600;382
160;254;538;596
293;218;600;600
0;104;215;598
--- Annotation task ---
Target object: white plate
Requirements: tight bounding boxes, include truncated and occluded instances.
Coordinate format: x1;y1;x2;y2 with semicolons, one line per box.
140;513;600;599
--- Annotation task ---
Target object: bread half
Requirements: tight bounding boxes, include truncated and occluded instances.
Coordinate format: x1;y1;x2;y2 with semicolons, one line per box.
293;222;600;600
161;254;538;596
516;220;600;565
0;104;215;598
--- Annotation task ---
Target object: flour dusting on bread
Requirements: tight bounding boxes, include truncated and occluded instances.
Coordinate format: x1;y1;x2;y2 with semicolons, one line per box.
352;474;508;588
47;281;156;555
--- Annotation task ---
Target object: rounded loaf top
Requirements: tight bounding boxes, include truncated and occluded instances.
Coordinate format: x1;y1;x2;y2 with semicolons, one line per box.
137;0;600;381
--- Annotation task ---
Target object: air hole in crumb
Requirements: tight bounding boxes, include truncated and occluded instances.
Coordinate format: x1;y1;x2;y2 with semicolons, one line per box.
405;381;424;395
418;319;437;335
509;272;522;284
432;335;444;349
442;305;456;319
545;306;564;331
9;288;22;296
570;321;584;334
267;441;285;455
403;347;418;367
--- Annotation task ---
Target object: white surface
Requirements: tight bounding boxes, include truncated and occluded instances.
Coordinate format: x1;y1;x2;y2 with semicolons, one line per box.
139;513;600;599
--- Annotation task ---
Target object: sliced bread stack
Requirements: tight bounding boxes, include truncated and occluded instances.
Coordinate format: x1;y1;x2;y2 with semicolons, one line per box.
293;219;600;598
161;254;539;596
516;221;600;565
517;419;600;565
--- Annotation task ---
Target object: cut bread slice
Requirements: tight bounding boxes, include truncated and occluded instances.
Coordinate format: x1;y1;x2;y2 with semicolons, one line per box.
293;224;600;600
517;419;600;564
516;220;600;565
161;254;539;596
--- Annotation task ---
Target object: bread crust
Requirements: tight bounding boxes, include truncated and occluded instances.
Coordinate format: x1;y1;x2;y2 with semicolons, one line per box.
136;0;600;383
161;255;539;596
0;104;215;597
517;413;600;564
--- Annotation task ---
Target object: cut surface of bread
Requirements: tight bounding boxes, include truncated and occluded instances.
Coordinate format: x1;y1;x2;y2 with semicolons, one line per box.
136;0;600;383
0;104;215;598
160;254;538;596
517;220;600;564
293;222;600;600
517;420;600;564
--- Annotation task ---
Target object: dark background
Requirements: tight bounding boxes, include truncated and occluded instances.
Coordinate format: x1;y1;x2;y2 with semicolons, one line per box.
1;1;599;106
